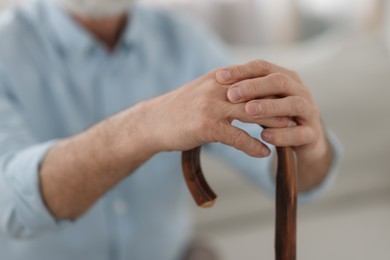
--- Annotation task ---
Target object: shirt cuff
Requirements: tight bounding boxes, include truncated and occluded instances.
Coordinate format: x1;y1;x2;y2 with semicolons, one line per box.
3;139;70;238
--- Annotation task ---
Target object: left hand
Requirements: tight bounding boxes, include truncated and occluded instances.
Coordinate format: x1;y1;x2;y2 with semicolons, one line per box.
215;60;333;190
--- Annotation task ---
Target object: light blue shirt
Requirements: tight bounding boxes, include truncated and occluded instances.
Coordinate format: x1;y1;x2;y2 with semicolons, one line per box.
0;1;341;260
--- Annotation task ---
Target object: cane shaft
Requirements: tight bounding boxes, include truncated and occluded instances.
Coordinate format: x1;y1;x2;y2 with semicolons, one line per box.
275;146;297;260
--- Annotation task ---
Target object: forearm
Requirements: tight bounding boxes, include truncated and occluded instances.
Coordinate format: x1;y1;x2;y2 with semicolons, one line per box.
40;103;156;220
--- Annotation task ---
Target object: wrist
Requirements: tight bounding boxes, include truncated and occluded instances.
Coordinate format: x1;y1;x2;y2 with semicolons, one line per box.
128;100;164;155
93;103;158;169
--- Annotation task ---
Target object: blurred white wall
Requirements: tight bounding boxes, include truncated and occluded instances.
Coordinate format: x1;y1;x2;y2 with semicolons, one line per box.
0;0;24;9
1;0;384;45
139;0;385;46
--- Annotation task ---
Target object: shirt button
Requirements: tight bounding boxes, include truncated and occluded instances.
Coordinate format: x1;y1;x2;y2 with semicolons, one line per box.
113;199;127;216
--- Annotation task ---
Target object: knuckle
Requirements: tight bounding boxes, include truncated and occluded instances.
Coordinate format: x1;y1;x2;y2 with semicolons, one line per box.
291;96;306;114
196;118;219;142
233;64;246;78
253;59;271;74
269;100;281;114
246;79;259;97
271;73;290;92
232;130;246;149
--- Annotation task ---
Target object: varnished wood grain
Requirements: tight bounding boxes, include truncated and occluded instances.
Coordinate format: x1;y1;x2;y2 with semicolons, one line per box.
275;147;297;260
182;146;217;207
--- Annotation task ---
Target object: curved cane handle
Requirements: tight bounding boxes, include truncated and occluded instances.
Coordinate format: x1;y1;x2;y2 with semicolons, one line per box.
181;146;217;208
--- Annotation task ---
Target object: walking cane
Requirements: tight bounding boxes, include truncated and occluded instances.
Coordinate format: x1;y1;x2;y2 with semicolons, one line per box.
182;145;297;260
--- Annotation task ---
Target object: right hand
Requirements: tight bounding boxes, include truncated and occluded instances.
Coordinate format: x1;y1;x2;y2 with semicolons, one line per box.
136;69;296;158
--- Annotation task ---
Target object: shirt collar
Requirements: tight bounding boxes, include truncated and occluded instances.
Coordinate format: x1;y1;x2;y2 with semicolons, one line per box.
43;0;140;55
121;10;141;50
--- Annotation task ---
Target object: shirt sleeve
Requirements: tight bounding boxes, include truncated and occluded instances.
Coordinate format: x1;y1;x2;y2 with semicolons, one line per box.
206;121;343;202
0;66;66;239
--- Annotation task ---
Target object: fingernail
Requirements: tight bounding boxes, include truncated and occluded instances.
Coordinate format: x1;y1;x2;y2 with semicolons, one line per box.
246;103;262;115
218;69;232;82
227;87;242;102
262;130;272;141
261;147;270;157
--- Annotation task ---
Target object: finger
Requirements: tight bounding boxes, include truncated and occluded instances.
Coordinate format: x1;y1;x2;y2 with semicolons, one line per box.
245;96;311;119
227;73;306;103
227;104;297;128
226;103;297;128
261;126;314;147
258;117;297;128
217;124;271;158
216;60;298;85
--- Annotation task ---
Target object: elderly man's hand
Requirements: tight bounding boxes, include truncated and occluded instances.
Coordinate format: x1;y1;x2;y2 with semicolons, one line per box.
138;65;296;158
215;60;333;190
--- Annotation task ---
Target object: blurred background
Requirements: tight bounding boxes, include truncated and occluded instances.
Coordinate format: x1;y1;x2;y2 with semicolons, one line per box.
1;0;390;259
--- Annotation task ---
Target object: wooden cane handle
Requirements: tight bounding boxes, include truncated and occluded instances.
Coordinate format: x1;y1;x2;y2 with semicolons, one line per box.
182;145;297;260
181;146;217;208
